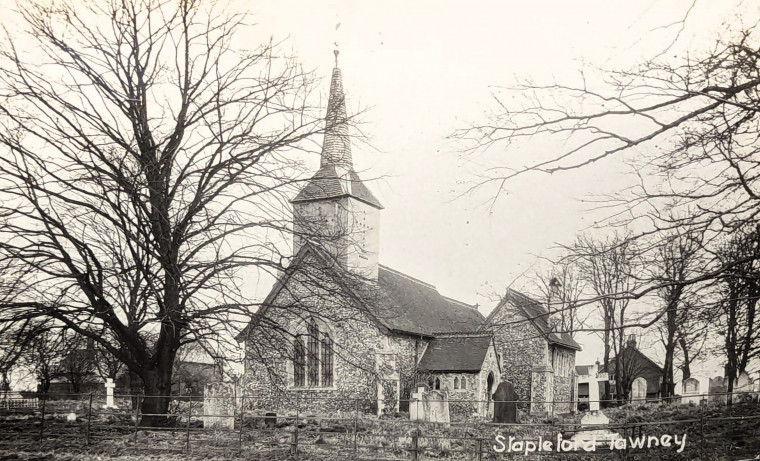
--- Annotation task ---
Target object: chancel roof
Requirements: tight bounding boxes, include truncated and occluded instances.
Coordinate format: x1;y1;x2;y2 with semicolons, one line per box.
417;335;493;373
373;265;483;336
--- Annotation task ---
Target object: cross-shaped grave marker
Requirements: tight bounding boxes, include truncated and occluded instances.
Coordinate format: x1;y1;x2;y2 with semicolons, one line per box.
577;365;611;412
103;378;118;409
410;386;425;421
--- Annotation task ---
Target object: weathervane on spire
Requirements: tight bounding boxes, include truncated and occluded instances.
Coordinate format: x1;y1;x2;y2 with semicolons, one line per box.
333;42;340;68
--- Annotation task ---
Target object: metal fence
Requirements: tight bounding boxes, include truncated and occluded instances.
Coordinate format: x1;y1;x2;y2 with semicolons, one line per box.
0;392;759;460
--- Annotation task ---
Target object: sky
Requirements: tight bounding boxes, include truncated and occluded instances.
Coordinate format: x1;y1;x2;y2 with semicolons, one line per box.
3;0;757;387
237;0;760;370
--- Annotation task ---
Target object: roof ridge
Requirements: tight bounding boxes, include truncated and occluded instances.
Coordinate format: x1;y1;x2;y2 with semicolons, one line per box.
442;295;476;309
378;264;436;290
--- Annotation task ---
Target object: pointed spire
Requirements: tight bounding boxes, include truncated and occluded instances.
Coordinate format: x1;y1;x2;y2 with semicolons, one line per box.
320;48;352;170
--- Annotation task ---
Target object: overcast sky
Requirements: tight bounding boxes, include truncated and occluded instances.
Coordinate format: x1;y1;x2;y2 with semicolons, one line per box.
237;0;760;369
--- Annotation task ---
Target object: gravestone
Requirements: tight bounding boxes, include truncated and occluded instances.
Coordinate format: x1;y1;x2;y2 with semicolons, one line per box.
631;377;647;406
410;386;425;421
571;410;620;445
681;377;702;405
709;376;728;404
203;382;236;429
419;390;450;424
265;412;277;428
103;378;118;409
492;381;518;423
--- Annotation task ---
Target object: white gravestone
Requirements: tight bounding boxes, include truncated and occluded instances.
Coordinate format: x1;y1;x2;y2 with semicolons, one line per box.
419;390;450;424
681;377;702;405
571;410;620;445
203;382;236;429
631;377;647;406
410;386;425;422
103;378;118;409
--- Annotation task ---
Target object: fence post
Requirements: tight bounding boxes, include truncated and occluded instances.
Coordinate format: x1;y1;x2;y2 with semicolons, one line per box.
699;402;705;461
410;428;418;461
353;399;358;457
291;393;299;457
185;400;192;451
39;397;46;441
238;395;244;453
86;393;93;446
133;395;140;451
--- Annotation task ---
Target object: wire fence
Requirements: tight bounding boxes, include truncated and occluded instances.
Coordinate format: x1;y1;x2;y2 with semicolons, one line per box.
1;392;759;460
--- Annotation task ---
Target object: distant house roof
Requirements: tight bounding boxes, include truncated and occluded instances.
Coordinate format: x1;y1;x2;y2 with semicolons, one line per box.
236;244;483;341
482;288;582;351
603;348;663;394
291;165;383;209
417;335;493;373
575;364;594;376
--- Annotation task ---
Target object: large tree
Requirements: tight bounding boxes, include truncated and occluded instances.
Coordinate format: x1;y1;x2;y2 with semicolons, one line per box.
0;0;327;424
713;225;760;404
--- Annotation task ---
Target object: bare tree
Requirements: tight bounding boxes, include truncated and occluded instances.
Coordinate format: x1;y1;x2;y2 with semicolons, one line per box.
647;228;706;398
534;261;586;335
568;232;641;404
713;225;760;404
0;0;331;424
456;21;760;286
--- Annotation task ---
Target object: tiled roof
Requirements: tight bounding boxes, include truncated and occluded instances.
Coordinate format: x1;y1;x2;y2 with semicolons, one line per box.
575;365;594;376
236;246;483;342
292;165;383;209
372;265;484;336
418;335;492;372
483;288;582;351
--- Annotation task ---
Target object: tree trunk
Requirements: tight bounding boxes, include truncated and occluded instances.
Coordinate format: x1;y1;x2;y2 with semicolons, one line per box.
139;366;175;426
679;336;691;382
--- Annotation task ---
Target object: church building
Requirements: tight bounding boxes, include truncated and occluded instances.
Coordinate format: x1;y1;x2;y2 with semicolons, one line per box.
238;52;579;418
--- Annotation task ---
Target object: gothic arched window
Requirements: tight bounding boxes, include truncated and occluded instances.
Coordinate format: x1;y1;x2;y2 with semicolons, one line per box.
307;320;320;386
434;378;441;390
321;334;333;387
291;319;335;388
461;377;467;390
293;337;305;387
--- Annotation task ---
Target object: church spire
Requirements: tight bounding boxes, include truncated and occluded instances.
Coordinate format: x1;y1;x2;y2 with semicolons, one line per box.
320;48;352;169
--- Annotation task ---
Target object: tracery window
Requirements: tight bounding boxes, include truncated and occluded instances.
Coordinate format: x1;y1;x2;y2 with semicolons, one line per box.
293;337;305;387
291;319;335;388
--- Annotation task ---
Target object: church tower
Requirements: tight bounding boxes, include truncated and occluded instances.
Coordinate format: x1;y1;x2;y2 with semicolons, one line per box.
291;51;383;280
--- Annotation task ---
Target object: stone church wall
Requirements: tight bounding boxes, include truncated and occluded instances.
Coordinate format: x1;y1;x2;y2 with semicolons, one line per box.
489;305;548;403
241;257;423;415
552;347;576;414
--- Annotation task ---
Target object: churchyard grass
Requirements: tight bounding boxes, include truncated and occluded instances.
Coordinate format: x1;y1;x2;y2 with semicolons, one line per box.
1;394;760;460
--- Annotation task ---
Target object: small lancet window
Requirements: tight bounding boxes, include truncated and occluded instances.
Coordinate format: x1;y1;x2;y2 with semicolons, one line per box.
461;377;467;390
453;377;459;390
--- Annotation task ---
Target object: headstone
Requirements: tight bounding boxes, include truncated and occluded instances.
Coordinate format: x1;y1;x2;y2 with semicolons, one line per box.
410;386;425;421
681;377;702;405
203;382;236;429
576;366;609;412
103;378;118;409
265;412;277;428
420;390;449;424
571;410;620;445
492;381;518;423
709;376;728;404
631;377;647;406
